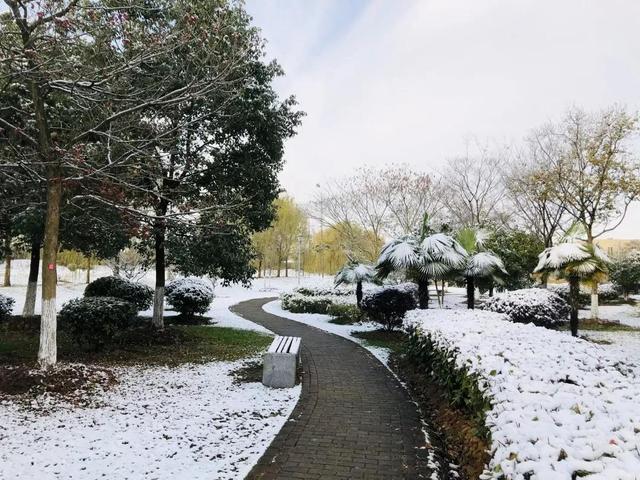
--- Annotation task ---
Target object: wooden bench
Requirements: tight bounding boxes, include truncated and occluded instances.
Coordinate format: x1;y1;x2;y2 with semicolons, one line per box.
262;335;301;388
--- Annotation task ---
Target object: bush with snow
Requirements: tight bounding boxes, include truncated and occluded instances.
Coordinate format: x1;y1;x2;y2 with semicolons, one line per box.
60;296;138;350
404;309;640;479
479;288;569;328
165;277;215;319
361;284;417;330
280;292;354;314
292;286;353;297
547;283;621;305
0;293;15;321
85;276;153;311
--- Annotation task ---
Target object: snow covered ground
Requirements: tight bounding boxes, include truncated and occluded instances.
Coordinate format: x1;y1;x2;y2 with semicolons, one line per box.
0;261;329;480
406;309;640;480
1;361;300;480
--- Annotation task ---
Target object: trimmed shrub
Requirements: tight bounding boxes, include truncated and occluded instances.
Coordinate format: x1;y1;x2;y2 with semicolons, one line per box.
547;282;621;305
280;293;333;314
59;296;137;350
293;286;352;297
361;286;417;330
0;294;15;321
326;303;364;324
404;329;491;439
85;276;153;311
597;283;622;302
166;277;215;319
480;288;569;328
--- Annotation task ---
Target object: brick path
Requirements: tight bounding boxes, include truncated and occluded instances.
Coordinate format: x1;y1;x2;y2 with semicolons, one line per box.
231;298;431;480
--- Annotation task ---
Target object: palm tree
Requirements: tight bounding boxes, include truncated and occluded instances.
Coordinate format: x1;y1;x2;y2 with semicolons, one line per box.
457;228;507;309
534;242;609;336
334;261;375;307
375;233;466;308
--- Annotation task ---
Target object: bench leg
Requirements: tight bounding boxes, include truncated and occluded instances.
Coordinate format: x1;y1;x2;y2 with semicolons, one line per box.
263;353;297;388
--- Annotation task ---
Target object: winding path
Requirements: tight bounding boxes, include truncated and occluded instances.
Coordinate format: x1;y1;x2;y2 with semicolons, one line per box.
231;298;430;480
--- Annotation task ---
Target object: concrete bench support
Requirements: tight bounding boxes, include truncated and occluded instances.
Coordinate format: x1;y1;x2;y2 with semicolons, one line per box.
262;335;301;388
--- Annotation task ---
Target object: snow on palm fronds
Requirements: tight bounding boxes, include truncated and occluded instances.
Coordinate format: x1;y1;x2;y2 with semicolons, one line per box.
376;233;467;280
465;251;507;279
420;233;468;278
334;262;375;286
534;242;609;279
375;236;423;278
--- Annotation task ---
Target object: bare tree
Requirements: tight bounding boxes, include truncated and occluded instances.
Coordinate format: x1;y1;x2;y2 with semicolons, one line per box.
441;144;508;229
379;165;444;237
504;143;568;248
534;106;640;318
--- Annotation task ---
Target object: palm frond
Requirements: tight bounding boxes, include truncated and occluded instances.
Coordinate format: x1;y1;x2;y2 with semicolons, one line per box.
465;252;507;278
335;262;375;286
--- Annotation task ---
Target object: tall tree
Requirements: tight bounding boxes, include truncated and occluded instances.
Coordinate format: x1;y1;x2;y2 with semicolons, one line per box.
270;197;307;277
0;0;300;366
441;144;508;229
533;106;640;318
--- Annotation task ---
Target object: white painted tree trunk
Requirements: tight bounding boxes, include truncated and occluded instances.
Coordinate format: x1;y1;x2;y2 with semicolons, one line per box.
590;291;599;320
38;298;57;368
22;282;37;316
152;286;164;329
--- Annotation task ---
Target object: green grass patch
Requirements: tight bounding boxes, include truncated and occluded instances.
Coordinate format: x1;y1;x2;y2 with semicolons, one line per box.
351;329;407;353
572;320;640;332
0;324;272;366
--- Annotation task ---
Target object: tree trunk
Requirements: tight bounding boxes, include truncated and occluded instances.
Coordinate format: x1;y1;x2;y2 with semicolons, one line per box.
417;279;429;309
39;170;62;369
22;239;41;317
569;276;580;337
466;277;475;309
489;285;494;297
590;282;599;320
86;256;91;284
152;202;168;329
3;223;11;286
285;256;288;277
356;281;363;308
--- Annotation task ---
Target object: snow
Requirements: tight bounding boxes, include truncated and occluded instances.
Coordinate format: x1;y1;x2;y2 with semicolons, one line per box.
262;300;392;366
0;360;300;480
0;261;325;479
480;288;569;327
405;309;640;479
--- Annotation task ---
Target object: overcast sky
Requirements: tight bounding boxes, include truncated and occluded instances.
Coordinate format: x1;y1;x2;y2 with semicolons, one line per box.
246;0;640;239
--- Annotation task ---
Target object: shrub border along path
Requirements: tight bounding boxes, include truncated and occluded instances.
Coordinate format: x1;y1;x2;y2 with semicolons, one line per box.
231;298;431;480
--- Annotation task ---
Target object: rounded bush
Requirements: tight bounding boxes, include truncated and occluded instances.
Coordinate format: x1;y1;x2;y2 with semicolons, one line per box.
0;294;15;321
479;288;570;328
60;296;137;350
166;277;214;319
597;283;622;302
361;286;417;330
281;293;333;314
85;276;153;311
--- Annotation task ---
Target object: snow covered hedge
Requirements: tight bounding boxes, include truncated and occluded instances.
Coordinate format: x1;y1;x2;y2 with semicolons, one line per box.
166;277;215;318
280;292;355;314
404;309;640;479
292;286;353;297
0;293;15;321
547;283;621;304
85;276;153;311
479;288;569;328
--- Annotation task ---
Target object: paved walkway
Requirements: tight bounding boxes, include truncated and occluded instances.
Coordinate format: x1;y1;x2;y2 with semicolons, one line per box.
231;298;430;480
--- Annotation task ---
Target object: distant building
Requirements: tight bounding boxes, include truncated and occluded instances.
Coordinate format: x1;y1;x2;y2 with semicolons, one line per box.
595;238;640;257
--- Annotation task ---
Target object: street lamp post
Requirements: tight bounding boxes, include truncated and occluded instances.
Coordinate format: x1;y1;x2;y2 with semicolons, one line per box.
297;233;303;285
316;183;324;278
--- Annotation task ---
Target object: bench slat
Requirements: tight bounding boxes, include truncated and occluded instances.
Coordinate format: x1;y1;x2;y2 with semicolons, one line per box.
289;337;301;355
268;335;284;353
282;336;294;354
